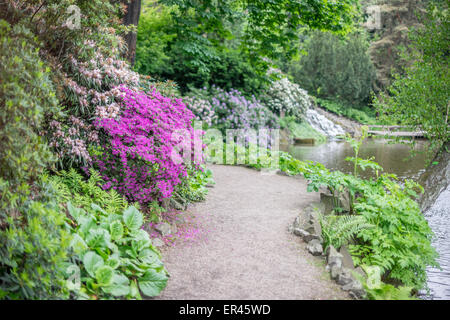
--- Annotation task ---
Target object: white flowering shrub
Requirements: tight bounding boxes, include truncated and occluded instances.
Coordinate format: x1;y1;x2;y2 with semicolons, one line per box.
262;77;311;119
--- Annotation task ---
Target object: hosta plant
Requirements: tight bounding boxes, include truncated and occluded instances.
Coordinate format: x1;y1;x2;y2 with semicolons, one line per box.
49;169;168;299
64;203;168;299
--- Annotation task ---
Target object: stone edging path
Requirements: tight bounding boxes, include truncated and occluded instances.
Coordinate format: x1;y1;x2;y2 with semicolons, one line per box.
157;164;348;300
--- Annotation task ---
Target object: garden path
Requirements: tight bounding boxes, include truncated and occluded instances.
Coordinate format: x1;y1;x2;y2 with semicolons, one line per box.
157;165;347;300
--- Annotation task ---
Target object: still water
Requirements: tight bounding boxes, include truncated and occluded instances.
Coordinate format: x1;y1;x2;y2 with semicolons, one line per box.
286;138;450;300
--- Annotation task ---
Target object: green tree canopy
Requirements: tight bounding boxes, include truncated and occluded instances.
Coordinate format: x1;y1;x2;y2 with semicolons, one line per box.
375;2;449;150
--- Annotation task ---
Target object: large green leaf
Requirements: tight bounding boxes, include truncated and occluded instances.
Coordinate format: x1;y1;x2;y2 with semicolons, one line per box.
70;233;88;255
103;274;131;297
138;269;168;297
67;202;84;224
86;228;111;249
138;249;161;267
95;266;114;286
106;254;120;269
123;206;144;231
83;251;104;278
110;220;124;241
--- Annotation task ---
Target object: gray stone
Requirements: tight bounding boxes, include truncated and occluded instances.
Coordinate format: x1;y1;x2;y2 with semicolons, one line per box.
152;238;165;247
339;245;355;269
336;268;353;286
307;239;323;256
206;183;215;188
330;265;342;280
320;192;351;214
339;191;351;213
174;214;187;226
303;233;322;243
170;198;186;211
342;280;366;299
155;222;172;237
293;228;310;238
320;193;336;215
293;216;301;229
293;228;322;243
327;245;343;269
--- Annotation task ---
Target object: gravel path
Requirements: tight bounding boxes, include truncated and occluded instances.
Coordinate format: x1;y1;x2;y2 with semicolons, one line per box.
158;165;347;300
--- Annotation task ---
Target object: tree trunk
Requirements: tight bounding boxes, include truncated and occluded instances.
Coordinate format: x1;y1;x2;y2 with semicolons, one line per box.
122;0;142;66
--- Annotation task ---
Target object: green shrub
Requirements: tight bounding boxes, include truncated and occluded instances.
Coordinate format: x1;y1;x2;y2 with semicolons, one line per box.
290;31;376;106
0;20;59;200
315;98;377;125
302;130;439;288
0;183;72;299
135;3;269;96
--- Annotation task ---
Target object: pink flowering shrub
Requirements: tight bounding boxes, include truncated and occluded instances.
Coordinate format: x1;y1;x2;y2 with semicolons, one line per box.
93;87;202;205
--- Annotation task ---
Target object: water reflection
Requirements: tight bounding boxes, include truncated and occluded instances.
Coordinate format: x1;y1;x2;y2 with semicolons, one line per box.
286;138;429;181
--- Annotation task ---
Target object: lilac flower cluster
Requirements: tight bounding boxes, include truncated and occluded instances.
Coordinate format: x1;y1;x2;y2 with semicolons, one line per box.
93;87;203;205
187;86;278;132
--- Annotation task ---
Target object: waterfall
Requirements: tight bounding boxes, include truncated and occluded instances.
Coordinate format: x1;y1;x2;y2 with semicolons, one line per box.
305;108;346;138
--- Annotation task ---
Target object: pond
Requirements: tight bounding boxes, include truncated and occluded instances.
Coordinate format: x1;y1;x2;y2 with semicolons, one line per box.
284;138;450;300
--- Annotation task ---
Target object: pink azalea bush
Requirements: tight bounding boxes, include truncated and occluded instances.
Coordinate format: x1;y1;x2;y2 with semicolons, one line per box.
93;87;203;205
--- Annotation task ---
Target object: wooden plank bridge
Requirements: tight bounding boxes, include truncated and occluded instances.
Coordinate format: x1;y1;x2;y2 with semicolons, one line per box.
368;125;426;138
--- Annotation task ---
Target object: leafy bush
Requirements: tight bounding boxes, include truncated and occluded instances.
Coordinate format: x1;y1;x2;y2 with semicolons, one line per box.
49;169;168;299
302;130;439;288
0;20;58;199
375;3;450;150
315;98;377;125
134;3;269;96
0;182;72;300
92;87;200;205
291;31;376;105
1;1;139;169
173;165;215;204
261;77;310;119
355;266;416;300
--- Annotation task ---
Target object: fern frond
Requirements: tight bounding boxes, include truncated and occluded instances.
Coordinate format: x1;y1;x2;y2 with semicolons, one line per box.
320;214;374;249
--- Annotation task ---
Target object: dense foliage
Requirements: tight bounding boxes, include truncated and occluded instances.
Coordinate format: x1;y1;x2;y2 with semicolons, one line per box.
0;183;72;299
315;98;377;125
375;3;450;150
301;130;438;288
290;31;376;106
49;170;168;299
0;21;58;201
135;1;270;96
